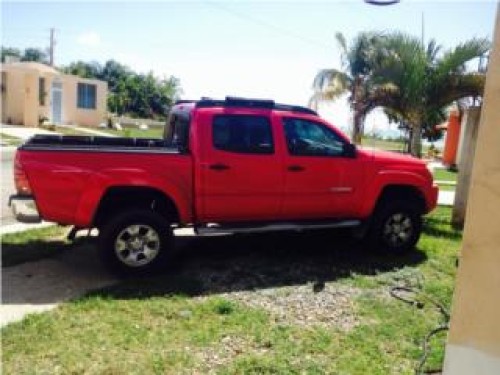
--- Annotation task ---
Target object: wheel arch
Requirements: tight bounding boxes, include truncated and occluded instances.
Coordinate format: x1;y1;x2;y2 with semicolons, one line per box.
92;186;181;228
374;184;427;214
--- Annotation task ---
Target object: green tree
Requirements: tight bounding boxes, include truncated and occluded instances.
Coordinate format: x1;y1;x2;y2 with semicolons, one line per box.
63;61;102;78
368;33;490;157
62;59;181;119
100;60;132;91
311;32;384;144
21;47;48;63
1;46;21;62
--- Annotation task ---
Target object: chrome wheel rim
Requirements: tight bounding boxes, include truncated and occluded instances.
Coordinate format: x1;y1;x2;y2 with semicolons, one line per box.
382;212;413;247
114;224;160;267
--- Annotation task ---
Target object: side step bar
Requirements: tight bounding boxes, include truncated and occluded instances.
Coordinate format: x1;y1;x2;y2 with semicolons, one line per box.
195;219;361;236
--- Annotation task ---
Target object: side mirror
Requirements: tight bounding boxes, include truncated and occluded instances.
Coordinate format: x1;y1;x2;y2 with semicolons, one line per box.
343;143;357;158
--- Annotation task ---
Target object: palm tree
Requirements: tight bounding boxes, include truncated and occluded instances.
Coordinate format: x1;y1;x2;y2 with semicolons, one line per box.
310;32;383;144
367;33;490;157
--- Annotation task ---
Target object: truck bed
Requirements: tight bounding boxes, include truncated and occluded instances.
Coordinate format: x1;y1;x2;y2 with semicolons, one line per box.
16;134;193;226
21;134;178;153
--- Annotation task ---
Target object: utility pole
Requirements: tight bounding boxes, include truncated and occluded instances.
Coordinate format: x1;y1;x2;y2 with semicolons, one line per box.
49;28;55;66
421;12;425;47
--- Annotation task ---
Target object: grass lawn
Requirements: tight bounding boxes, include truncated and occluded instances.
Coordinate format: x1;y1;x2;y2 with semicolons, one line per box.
1;226;70;267
433;168;457;183
438;184;456;192
2;207;461;374
53;126;95;136
98;127;164;139
361;137;406;152
360;137;431;155
0;132;23;146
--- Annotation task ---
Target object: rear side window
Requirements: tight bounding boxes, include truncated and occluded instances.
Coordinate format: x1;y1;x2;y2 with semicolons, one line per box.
164;113;190;151
212;115;274;154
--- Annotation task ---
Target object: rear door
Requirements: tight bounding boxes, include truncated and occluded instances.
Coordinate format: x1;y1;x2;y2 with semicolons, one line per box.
198;110;284;222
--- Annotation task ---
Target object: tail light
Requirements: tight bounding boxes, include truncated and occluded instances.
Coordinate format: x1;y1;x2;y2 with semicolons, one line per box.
14;152;32;195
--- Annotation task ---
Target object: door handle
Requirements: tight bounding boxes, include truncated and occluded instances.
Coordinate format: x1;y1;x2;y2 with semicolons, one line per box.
209;163;230;171
287;165;305;172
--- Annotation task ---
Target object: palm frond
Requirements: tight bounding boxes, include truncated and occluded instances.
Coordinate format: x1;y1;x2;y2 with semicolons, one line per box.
312;69;352;100
437;38;491;76
426;39;441;62
361;82;401;117
347;31;385;76
335;32;348;56
308;93;322;111
431;73;486;108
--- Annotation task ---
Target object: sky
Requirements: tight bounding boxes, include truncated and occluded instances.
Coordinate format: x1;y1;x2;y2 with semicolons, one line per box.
1;0;497;135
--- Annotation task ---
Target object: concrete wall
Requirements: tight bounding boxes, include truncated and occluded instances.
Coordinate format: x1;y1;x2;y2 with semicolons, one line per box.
444;5;500;374
451;107;481;228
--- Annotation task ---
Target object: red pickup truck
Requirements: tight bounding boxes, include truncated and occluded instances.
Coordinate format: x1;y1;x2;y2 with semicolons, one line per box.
11;97;438;274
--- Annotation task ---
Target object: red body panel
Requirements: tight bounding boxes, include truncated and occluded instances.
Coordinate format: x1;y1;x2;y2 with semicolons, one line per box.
15;105;438;228
19;150;193;227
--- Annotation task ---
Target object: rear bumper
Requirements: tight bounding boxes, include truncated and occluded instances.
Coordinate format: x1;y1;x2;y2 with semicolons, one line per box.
9;195;41;223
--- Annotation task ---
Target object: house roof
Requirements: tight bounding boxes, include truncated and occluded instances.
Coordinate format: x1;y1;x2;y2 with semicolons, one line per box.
2;62;60;75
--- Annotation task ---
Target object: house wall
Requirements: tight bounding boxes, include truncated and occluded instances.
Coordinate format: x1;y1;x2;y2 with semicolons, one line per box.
443;5;500;374
1;68;26;125
23;72;40;127
1;63;107;127
62;75;107;127
1;72;6;123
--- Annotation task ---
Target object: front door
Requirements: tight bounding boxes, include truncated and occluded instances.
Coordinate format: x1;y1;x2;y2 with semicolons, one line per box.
51;81;62;124
199;111;283;222
279;116;357;219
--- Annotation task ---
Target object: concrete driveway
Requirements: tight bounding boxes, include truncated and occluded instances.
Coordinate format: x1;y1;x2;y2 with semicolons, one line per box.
1;228;196;327
0;124;60;140
1;240;117;326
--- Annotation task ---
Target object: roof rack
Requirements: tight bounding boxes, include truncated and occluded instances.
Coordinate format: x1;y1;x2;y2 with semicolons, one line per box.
191;96;317;115
174;99;197;105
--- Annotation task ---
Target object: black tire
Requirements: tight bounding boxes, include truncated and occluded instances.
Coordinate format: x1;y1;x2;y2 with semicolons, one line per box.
367;199;422;254
98;209;173;276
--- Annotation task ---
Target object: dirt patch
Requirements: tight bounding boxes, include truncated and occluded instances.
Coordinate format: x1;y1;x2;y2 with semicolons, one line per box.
223;285;359;330
196;284;360;331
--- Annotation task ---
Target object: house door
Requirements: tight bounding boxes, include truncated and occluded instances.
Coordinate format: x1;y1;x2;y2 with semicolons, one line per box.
51;81;63;124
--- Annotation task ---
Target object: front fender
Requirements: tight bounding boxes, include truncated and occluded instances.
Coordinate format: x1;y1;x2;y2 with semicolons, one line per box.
359;170;431;217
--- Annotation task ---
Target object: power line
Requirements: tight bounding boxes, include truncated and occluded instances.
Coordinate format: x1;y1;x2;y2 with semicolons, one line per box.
203;1;333;51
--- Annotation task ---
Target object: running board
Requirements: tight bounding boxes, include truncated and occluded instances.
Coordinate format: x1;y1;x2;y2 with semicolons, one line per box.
195;219;361;235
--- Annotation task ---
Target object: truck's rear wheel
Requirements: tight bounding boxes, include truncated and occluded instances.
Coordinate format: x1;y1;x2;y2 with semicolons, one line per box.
368;200;422;254
98;210;172;275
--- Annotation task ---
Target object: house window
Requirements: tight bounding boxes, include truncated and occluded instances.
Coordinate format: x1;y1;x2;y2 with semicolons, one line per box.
39;78;45;106
77;83;96;109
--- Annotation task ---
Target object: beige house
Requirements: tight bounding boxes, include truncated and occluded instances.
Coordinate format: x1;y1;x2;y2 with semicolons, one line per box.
1;61;107;127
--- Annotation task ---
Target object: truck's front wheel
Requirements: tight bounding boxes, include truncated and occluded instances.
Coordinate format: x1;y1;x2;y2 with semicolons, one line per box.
368;200;422;254
98;210;172;275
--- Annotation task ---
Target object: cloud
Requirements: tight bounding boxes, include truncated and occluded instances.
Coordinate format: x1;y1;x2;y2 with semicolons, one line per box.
77;31;101;47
